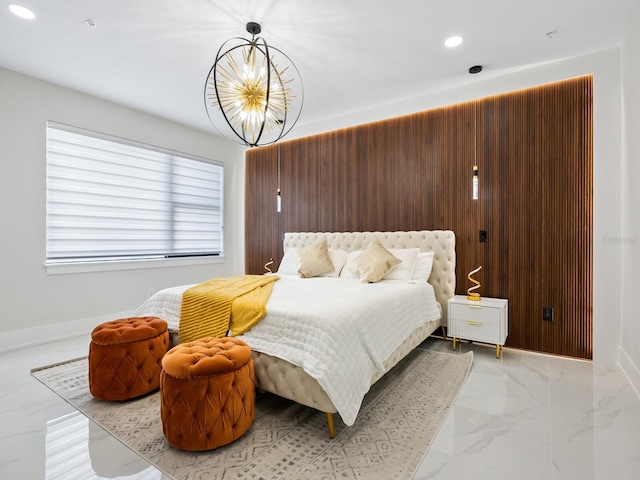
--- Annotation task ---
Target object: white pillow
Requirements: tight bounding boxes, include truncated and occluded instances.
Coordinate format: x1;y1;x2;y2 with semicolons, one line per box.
277;247;348;277
277;248;299;275
318;249;348;277
339;250;362;278
383;248;420;280
412;251;436;281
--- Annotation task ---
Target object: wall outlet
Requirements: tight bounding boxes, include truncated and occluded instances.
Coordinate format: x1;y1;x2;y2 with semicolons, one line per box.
479;230;488;242
543;307;554;321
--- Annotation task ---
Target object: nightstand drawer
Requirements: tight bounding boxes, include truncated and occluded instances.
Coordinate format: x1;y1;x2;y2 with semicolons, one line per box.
450;302;501;325
449;318;500;343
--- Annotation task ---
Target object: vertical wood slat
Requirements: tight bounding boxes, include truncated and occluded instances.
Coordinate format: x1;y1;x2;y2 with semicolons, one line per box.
244;76;593;359
244;147;279;274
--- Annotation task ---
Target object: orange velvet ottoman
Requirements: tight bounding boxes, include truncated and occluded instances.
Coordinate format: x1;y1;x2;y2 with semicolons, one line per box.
160;337;256;451
88;317;169;401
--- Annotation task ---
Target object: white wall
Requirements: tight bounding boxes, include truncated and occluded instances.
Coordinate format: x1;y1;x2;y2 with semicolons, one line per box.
0;67;245;350
293;48;624;366
620;3;640;395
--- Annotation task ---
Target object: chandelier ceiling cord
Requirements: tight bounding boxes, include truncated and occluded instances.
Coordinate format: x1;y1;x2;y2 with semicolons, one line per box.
204;22;303;147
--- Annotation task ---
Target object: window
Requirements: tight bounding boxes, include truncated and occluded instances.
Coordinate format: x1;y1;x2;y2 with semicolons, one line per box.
45;122;223;269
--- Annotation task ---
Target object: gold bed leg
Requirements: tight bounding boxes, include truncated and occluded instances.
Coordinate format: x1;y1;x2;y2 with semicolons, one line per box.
326;412;335;439
441;325;447;340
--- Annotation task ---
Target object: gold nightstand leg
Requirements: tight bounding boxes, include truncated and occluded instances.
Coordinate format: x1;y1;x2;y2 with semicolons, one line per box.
496;344;502;358
452;337;457;351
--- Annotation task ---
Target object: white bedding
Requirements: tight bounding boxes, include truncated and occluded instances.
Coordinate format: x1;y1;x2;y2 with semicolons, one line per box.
133;274;440;426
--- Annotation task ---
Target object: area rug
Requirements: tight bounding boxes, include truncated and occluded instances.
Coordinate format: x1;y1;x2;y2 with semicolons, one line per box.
32;348;473;480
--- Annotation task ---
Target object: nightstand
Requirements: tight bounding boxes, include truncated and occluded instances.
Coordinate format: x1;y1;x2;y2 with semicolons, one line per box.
448;295;508;358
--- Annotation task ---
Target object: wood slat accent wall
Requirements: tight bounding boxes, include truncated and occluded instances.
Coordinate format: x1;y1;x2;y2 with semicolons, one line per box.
245;76;593;359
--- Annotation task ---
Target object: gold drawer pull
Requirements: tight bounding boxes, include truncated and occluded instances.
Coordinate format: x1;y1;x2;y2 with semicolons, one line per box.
467;321;483;326
466;305;482;309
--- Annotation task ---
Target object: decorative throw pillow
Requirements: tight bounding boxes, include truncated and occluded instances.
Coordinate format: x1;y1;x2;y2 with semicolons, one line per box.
278;246;348;277
347;239;401;283
296;239;335;278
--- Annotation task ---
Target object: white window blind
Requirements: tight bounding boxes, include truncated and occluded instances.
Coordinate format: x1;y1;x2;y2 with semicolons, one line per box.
46;122;223;265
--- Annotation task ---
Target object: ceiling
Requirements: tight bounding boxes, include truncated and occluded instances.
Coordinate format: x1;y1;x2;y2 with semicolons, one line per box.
1;0;637;140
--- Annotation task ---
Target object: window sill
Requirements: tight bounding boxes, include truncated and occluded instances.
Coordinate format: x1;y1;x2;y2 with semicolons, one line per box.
45;255;224;275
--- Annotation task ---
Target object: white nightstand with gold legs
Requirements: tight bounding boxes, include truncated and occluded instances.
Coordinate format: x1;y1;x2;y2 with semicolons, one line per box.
448;295;508;358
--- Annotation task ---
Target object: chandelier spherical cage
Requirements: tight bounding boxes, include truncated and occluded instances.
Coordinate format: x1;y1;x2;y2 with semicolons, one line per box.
204;24;304;147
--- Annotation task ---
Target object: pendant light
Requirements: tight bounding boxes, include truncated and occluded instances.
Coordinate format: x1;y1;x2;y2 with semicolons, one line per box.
469;65;482;200
276;145;282;213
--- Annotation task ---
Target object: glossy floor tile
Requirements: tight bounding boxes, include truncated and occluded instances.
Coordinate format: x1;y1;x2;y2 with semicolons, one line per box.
414;339;640;480
1;335;639;479
0;335;169;480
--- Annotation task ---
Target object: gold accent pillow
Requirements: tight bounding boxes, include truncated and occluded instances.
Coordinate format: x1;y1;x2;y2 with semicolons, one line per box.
296;239;335;278
347;239;401;283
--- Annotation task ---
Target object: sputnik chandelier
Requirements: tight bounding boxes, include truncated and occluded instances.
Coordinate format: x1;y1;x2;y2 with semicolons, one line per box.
204;22;303;147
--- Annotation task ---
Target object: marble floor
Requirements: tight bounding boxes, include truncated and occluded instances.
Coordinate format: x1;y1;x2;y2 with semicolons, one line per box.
1;335;639;479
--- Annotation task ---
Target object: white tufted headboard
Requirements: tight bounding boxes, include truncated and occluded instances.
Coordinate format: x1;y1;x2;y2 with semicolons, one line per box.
282;230;456;321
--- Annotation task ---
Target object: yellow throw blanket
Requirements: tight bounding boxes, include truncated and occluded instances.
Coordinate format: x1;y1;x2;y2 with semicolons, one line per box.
179;275;280;343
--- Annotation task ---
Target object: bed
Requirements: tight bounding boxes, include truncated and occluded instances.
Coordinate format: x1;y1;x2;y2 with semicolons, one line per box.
133;230;456;437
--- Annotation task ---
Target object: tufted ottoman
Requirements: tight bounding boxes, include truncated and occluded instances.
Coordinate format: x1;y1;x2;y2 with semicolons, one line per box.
89;317;169;401
160;337;255;451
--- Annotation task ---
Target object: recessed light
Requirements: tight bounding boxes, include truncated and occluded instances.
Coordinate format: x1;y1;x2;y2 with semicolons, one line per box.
444;35;464;48
7;3;35;20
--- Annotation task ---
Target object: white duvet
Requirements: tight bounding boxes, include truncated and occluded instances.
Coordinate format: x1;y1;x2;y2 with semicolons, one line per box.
133;274;441;425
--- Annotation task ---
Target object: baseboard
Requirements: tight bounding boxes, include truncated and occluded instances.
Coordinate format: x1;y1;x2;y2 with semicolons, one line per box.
0;311;132;353
618;345;640;400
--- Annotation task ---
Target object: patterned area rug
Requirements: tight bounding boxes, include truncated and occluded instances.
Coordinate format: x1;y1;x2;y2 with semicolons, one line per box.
32;348;472;480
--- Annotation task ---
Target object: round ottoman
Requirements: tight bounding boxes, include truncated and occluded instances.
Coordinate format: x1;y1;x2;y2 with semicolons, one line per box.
160;337;255;451
89;317;169;401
